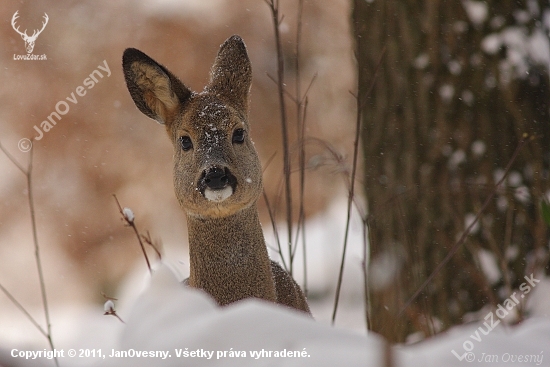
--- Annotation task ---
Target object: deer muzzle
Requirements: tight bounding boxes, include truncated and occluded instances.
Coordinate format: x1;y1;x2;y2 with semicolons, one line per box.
199;166;237;202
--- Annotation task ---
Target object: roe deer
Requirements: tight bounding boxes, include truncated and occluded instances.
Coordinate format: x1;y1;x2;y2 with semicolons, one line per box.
122;35;311;315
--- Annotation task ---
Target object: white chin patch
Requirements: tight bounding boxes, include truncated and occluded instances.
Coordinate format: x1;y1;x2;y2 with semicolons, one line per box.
204;186;233;202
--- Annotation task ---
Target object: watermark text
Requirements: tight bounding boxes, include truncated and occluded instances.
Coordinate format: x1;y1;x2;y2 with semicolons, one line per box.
451;274;540;361
18;60;111;152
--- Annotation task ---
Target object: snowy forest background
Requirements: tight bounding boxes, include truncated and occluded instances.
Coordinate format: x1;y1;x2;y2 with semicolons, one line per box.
0;0;549;366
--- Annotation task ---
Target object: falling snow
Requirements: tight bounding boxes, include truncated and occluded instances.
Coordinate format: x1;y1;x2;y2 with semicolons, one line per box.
414;53;429;69
464;212;481;234
507;171;523;187
477;248;501;284
448;149;466;170
462;0;489;26
471;140;486;157
439;84;455;102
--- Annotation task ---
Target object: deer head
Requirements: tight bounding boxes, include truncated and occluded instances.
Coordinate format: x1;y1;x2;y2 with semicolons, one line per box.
123;36;263;218
12;11;49;54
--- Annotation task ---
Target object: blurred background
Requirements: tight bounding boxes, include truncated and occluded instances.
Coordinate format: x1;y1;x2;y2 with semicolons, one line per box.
2;0;550;355
1;0;364;351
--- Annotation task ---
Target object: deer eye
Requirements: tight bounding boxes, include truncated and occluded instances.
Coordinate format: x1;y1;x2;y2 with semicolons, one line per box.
232;128;245;144
179;136;193;151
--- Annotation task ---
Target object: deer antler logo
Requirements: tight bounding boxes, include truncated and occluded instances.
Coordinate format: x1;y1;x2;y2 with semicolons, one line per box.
11;11;49;54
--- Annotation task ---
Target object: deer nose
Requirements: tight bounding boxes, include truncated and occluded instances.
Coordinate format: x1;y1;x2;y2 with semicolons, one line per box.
202;167;230;190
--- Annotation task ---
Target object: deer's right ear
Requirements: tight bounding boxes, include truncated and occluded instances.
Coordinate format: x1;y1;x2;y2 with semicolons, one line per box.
122;48;191;125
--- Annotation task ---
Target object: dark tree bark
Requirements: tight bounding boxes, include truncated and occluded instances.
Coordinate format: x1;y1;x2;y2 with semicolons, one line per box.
353;0;550;342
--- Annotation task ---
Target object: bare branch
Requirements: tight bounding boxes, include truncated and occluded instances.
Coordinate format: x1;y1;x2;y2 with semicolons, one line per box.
0;282;48;338
113;194;152;274
265;0;294;276
332;46;386;324
0;141;58;367
262;190;287;271
300;73;317;104
0;141;27;174
142;230;162;260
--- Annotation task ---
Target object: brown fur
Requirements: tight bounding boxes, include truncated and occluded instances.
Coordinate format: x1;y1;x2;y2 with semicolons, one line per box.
122;35;310;315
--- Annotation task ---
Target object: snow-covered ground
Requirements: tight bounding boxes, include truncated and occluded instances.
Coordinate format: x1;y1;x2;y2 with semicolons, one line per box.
4;263;550;367
3;263;549;367
108;265;550;367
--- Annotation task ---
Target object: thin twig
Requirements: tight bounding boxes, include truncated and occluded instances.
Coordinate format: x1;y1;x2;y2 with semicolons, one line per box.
331;91;361;324
266;0;294;276
27;145;56;364
262;151;278;174
362;216;371;330
395;135;530;320
142;231;162;260
0;141;26;174
293;0;305;278
332;47;386;324
113;194;152;274
265;72;317;106
263;190;287;271
0;141;58;367
129;222;152;273
101;292;118;301
106;312;126;324
502;203;514;293
0;283;48;338
266;73;299;104
296;98;309;296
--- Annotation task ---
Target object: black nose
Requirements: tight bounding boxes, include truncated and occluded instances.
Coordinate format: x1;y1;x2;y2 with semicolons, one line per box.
203;167;229;190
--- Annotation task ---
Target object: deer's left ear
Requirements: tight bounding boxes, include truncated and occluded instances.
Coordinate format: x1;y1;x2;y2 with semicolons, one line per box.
122;48;192;125
206;35;252;114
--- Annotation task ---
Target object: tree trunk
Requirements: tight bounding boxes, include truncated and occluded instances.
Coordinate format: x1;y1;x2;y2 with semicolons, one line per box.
353;0;550;343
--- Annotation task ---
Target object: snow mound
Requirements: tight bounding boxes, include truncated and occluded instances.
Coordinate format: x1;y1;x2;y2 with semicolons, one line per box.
101;264;550;367
106;264;385;366
397;318;549;366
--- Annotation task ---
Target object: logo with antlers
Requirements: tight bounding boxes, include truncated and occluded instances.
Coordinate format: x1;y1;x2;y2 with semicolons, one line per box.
11;11;49;54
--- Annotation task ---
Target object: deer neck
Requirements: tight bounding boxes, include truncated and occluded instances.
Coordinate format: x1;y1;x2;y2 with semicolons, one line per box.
186;204;276;306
